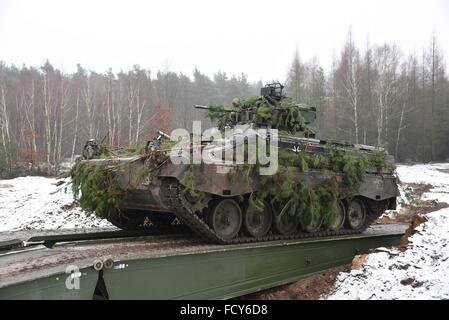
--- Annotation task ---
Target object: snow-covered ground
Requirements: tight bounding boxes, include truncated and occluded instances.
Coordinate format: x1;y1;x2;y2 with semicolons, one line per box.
397;163;449;204
325;162;449;300
0;176;112;231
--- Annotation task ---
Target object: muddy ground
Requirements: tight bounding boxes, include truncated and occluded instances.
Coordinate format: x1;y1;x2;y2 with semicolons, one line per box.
240;265;351;300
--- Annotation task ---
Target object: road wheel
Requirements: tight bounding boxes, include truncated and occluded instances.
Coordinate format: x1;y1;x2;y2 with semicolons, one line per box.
273;200;299;236
346;198;367;230
209;198;242;240
243;201;272;238
327;200;346;231
300;214;323;233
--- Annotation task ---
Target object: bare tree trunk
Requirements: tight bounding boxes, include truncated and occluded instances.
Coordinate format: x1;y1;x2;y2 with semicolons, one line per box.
332;53;338;139
134;86;146;144
0;84;11;160
373;45;400;148
343;59;360;144
23;79;38;163
341;32;361;144
352;81;359;144
127;79;136;144
430;35;437;160
83;76;95;138
112;80;117;146
0;85;10;141
71;94;80;164
43;73;53;166
377;91;384;146
106;79;113;146
57;76;67;166
116;89;122;146
395;101;406;158
52;109;58;166
30;79;37;153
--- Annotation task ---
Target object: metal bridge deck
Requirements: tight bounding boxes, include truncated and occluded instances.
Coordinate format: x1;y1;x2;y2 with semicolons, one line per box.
0;224;407;299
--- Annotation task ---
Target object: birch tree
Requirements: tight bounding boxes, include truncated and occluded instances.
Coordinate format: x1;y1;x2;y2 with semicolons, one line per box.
372;44;401;146
340;31;362;144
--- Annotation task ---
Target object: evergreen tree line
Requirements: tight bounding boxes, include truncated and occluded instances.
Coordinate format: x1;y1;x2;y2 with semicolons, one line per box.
0;31;448;177
0;62;261;176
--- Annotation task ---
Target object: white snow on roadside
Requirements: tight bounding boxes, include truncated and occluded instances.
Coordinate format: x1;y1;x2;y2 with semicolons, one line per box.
397;163;449;205
396;163;449;185
327;208;449;300
325;163;449;300
0;176;113;231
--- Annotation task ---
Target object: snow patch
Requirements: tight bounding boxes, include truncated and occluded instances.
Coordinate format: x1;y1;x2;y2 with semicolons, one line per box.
326;162;449;300
396;163;449;187
0;176;113;231
326;208;449;300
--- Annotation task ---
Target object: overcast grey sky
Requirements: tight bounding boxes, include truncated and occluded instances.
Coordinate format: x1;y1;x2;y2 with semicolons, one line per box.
0;0;448;82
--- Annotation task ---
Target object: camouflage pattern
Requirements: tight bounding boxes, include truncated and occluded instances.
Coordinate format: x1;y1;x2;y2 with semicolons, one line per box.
79;83;398;242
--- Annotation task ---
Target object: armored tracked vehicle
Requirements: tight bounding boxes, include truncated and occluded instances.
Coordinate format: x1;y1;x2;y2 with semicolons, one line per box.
72;83;399;244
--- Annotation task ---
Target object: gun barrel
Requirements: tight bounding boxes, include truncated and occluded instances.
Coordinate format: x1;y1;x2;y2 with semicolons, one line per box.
194;105;237;112
194;105;210;109
157;130;171;139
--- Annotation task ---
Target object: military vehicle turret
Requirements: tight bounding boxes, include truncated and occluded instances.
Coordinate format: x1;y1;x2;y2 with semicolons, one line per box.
72;83;399;244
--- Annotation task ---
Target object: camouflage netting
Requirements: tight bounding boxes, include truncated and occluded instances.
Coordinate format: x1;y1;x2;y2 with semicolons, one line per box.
71;91;395;230
228;144;393;229
206;95;307;134
71;160;125;218
71;142;170;218
205;94;394;228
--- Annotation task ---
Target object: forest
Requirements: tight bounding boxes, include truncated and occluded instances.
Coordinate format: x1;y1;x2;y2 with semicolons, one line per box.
0;31;448;177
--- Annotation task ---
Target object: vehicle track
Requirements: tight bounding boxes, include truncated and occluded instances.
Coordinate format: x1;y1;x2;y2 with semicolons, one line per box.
162;179;384;245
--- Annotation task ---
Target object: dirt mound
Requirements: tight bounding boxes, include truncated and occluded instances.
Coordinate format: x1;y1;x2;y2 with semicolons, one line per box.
351;254;369;270
400;277;424;288
406;183;433;198
378;180;448;226
397;198;449;252
399;214;428;252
